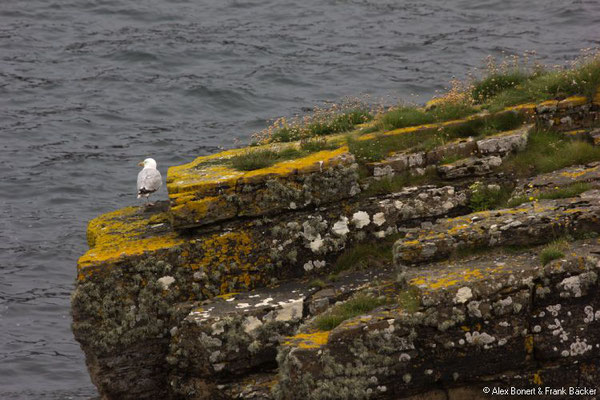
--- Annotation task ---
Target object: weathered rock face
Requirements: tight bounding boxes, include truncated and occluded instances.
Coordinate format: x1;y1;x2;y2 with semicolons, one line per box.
72;94;600;400
276;242;600;400
167;147;360;229
370;122;532;180
393;196;600;266
73;184;469;399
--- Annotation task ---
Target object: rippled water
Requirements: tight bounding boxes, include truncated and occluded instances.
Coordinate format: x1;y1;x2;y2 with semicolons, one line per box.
0;0;598;398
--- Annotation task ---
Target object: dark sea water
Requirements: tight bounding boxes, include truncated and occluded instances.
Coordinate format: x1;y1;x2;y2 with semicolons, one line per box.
0;0;598;398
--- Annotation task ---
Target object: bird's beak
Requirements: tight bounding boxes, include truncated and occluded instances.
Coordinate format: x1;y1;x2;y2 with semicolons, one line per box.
137;161;144;167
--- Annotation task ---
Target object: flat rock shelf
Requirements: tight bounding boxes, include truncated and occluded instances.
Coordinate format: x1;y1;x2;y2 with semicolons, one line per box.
73;91;600;400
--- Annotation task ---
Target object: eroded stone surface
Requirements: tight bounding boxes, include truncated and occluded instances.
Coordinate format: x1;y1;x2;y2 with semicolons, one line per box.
73;185;468;399
393;195;600;265
276;242;600;399
167;148;360;229
168;267;396;399
476;124;530;156
436;155;502;179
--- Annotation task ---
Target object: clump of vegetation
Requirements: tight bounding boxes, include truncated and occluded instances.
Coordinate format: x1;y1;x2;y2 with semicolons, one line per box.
502;128;600;177
539;239;568;265
230;138;338;171
507;182;592;208
252;98;374;144
362;168;439;197
308;279;328;290
472;71;530;103
230;147;302;171
314;294;390;331
345;128;439;163
348;109;525;166
332;236;400;273
468;181;513;211
378;99;477;132
314;286;420;331
479;51;600;111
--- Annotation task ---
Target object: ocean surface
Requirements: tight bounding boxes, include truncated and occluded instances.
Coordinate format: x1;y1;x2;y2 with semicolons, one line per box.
0;0;598;398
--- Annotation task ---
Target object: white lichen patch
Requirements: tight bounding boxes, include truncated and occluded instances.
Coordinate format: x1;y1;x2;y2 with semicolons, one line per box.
275;298;304;322
465;331;495;346
157;275;175;290
235;303;251;309
303;259;326;271
352;211;371;228
558;272;597;298
569;337;592;356
583;305;600;323
454;287;473;304
309;234;324;253
332;217;350;236
242;315;263;333
372;212;386;227
548;318;569;341
254;297;274;308
546;304;561;317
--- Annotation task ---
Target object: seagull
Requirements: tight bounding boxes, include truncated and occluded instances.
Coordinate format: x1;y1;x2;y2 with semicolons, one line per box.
137;158;162;206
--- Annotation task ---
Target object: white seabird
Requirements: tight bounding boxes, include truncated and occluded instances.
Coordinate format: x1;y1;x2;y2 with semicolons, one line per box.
137;158;162;206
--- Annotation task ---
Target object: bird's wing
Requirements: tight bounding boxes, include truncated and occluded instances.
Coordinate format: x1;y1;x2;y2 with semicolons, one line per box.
137;169;162;194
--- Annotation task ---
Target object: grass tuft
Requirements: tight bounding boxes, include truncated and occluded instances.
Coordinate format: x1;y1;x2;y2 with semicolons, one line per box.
507;182;592;208
230;138;338;171
332;236;400;273
378;102;477;132
230;148;301;171
472;71;530;102
314;294;390;331
539;239;568;265
468;182;513;211
308;279;328;290
502;129;600;177
253;99;374;144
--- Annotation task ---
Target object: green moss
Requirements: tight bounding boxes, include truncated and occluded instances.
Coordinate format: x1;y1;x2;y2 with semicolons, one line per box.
508;182;592;208
502;129;600;177
314;294;390;331
540;239;568;265
468;182;513;211
308;279;328;290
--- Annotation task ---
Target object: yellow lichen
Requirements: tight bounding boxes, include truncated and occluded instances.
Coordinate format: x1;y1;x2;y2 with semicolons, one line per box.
560;165;599;179
532;372;543;386
216;292;240;300
525;335;534;354
557;96;588;109
282;331;331;349
79;206;182;275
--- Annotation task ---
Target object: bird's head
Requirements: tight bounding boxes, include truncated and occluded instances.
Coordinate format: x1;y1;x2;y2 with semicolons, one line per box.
138;158;158;169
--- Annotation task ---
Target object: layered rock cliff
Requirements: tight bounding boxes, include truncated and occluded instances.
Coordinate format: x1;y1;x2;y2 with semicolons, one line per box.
72;91;600;400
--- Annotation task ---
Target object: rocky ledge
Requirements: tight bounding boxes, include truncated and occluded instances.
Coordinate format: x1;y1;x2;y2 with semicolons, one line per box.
72;92;600;400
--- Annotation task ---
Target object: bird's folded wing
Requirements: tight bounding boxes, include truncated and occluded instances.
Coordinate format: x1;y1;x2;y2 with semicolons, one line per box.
137;169;162;193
